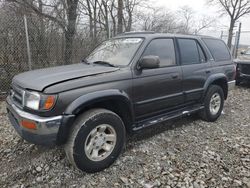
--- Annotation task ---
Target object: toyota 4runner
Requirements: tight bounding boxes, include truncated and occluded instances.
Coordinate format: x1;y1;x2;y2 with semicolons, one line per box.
6;32;236;172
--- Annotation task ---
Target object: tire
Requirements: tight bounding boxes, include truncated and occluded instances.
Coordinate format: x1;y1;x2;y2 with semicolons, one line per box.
64;108;126;173
199;85;224;122
235;78;241;86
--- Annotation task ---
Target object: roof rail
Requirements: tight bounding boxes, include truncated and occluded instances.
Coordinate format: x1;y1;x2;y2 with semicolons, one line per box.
118;31;155;36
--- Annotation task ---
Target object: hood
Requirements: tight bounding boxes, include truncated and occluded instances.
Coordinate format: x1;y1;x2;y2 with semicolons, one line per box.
13;63;119;91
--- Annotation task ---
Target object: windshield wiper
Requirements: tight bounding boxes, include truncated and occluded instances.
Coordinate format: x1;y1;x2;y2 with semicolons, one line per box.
92;61;116;67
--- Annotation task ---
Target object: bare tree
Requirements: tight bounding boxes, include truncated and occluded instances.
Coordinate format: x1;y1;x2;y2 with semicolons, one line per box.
177;6;194;34
9;0;79;64
117;0;123;34
194;16;216;34
209;0;250;49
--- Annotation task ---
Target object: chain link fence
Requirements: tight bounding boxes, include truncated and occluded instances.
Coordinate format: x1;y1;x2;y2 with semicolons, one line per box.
237;31;250;55
1;9;250;98
0;11;96;97
220;28;250;58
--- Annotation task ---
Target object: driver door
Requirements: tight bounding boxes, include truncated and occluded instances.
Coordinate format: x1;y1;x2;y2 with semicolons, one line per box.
132;38;184;120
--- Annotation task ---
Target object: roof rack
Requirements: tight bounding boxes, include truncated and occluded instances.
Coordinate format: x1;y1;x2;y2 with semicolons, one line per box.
118;31;155;36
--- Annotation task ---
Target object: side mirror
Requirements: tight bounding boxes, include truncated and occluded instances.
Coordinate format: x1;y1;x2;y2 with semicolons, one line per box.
138;56;160;69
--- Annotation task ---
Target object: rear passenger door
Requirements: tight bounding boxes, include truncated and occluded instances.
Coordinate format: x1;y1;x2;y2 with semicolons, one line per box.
177;38;212;103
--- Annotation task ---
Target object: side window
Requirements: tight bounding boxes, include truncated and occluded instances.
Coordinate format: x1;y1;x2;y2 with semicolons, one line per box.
142;39;176;67
197;44;206;63
202;38;231;61
178;39;200;65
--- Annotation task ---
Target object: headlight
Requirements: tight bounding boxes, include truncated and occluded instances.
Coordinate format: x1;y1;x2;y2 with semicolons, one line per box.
24;91;40;110
24;91;56;111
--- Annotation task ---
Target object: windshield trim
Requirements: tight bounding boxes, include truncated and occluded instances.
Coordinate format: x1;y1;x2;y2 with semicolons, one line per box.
85;37;145;68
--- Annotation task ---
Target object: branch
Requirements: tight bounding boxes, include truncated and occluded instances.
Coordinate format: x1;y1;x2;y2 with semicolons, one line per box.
7;0;66;31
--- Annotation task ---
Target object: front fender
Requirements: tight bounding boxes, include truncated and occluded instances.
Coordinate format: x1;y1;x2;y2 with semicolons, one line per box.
57;89;133;145
64;89;133;115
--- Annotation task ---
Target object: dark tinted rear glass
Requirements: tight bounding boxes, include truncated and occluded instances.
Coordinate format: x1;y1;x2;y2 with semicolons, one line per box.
178;39;200;65
202;38;231;61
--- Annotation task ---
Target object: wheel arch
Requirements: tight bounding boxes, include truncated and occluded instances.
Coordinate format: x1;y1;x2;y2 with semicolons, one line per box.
57;90;134;145
204;74;228;100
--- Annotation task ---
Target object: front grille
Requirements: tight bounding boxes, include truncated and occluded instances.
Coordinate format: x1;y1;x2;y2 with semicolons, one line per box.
10;85;24;108
240;64;250;75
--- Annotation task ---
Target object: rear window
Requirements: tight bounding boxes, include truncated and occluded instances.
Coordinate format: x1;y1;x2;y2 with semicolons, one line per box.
202;38;231;62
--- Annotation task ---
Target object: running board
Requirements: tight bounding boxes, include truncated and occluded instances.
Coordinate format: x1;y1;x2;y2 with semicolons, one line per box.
132;105;204;131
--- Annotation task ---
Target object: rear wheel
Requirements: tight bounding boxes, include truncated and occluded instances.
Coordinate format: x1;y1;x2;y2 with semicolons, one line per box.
235;77;241;86
199;85;224;122
64;108;126;173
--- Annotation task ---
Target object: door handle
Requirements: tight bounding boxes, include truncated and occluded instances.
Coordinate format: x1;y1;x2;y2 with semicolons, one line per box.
171;74;178;79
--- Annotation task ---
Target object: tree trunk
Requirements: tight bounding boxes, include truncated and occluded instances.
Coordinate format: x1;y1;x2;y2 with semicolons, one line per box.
93;1;97;43
103;0;109;38
126;12;132;32
117;0;123;34
227;19;235;50
86;0;93;39
64;0;79;64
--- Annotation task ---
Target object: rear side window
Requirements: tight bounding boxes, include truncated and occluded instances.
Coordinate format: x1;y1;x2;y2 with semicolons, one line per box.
142;38;176;67
202;38;231;61
178;39;200;65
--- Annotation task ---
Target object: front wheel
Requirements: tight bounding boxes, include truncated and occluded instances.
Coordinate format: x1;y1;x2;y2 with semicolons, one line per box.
199;85;224;122
64;108;126;173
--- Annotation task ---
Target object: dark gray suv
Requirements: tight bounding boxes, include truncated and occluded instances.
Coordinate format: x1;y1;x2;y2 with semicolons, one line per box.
6;32;236;172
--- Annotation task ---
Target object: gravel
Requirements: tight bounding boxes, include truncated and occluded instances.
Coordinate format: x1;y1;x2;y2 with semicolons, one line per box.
1;86;250;187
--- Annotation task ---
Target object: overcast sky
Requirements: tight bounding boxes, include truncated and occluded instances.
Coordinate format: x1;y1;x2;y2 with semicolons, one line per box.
152;0;250;45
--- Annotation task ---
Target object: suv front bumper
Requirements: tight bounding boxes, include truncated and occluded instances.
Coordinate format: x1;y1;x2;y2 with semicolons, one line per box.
6;96;62;146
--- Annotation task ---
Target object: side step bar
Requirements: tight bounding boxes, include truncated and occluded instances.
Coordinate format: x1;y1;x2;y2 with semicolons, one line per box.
132;105;204;131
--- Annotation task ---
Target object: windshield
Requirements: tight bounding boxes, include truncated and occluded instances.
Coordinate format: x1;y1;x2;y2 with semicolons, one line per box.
86;38;143;66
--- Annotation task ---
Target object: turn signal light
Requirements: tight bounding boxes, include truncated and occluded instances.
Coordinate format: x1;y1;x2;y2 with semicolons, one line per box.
43;96;56;110
21;120;37;130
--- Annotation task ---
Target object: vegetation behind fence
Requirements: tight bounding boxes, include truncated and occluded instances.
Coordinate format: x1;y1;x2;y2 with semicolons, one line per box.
1;0;250;96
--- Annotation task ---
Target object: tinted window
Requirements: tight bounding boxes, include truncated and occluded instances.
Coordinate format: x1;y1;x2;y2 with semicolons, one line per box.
178;39;200;65
197;44;206;63
202;38;231;61
142;39;176;67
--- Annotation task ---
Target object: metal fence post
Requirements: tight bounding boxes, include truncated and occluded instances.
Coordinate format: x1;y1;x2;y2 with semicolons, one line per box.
235;23;242;59
24;15;32;70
